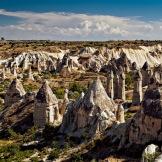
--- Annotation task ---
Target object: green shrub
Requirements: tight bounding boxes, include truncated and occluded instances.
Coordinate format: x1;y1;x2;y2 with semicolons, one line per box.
71;153;84;162
144;152;161;162
69;82;87;94
0;144;33;162
7;128;22;140
48;148;60;160
42;71;52;79
23;83;38;92
22;127;37;143
53;87;65;99
0;79;11;92
125;72;133;90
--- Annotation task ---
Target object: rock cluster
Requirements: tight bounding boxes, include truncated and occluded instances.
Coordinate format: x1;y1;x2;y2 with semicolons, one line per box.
106;76;162;155
60;77;117;137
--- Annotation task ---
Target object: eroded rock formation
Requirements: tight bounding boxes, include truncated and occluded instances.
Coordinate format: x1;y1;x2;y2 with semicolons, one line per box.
60;77;117;138
33;80;62;128
106;76;162;155
132;70;143;105
4;79;26;108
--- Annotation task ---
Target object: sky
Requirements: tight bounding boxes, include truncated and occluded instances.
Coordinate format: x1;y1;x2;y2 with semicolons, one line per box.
0;0;162;40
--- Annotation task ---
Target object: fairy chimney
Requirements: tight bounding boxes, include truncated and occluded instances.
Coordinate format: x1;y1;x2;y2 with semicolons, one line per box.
60;77;117;137
116;104;125;123
114;72;120;99
4;79;26;107
106;70;114;99
142;61;152;87
27;66;34;81
60;89;69;115
132;70;143;105
118;67;126;101
34;80;62;128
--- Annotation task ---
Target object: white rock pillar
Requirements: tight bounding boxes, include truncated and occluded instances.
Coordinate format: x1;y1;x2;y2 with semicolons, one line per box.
114;72;120;99
116;104;125;123
106;70;114;99
118;67;126;101
132;70;143;105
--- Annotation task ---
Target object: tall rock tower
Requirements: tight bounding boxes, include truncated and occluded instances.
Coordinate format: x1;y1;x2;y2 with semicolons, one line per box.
34;80;62;128
132;70;143;105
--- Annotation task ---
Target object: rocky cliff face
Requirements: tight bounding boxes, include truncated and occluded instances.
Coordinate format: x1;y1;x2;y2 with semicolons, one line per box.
1;44;162;74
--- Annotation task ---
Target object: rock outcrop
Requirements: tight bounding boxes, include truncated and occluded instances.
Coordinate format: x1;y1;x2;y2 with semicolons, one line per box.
4;79;26;108
0;76;36;132
118;67;126;101
60;77;117;138
132;70;143;105
155;154;162;162
106;77;162;155
153;64;162;84
26;66;34;81
59;89;69;115
116;104;125;123
142;144;158;162
141;61;152;87
106;70;114;99
33;80;62;128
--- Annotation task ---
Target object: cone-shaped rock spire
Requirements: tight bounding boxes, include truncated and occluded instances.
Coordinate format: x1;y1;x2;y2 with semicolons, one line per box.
34;80;62;128
4;79;26;107
60;77;117;137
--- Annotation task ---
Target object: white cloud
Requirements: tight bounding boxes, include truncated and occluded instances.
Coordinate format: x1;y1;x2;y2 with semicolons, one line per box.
0;9;162;40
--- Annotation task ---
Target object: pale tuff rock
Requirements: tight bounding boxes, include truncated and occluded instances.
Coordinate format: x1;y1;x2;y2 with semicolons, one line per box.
117;52;131;72
132;70;143;105
104;44;162;68
26;66;34;81
0;92;35;131
155;154;162;162
68;58;74;69
0;68;6;81
118;67;126;101
12;64;17;78
59;54;76;77
131;62;138;71
109;83;162;153
142;61;152;87
104;52;131;73
34;80;62;128
60;77;117;137
3;51;60;73
4;79;26;107
142;144;159;162
106;70;114;99
113;72;120;99
116;104;125;123
59;89;69;115
60;66;72;77
153;64;162;84
143;77;162;118
78;48;106;72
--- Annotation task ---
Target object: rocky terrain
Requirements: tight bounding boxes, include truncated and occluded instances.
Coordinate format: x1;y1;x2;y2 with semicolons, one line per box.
1;40;162;161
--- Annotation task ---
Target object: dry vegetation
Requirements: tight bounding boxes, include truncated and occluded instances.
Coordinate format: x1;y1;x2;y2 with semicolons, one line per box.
0;40;162;59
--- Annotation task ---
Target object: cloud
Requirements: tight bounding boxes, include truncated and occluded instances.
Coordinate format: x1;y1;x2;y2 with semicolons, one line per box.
0;9;162;40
